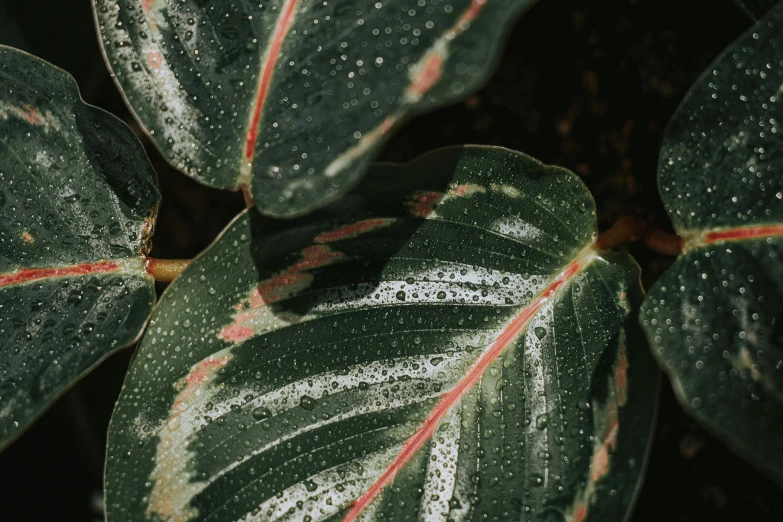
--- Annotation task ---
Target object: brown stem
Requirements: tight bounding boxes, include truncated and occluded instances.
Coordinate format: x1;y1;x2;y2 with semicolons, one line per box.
240;184;255;208
144;258;190;282
595;215;645;250
644;228;684;256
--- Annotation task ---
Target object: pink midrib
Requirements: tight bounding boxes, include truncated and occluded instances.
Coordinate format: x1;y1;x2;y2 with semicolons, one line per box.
0;261;121;288
704;223;783;243
243;0;299;165
342;259;583;521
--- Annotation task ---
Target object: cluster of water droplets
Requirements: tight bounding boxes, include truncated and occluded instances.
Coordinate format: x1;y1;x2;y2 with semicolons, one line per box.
93;0;534;215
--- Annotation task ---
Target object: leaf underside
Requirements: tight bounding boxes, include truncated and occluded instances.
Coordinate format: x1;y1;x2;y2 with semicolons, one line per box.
641;4;783;482
0;46;160;450
106;147;657;522
92;0;537;217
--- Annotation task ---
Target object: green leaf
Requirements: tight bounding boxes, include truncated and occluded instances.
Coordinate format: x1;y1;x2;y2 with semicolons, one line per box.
92;0;537;217
106;147;657;522
0;46;160;450
640;5;783;481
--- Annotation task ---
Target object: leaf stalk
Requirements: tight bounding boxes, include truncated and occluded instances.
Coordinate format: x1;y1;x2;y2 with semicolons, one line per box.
643;228;684;256
595;215;645;250
144;258;190;282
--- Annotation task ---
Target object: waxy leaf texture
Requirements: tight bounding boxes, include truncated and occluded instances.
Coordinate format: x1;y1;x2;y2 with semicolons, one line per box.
106;147;657;522
0;46;160;450
93;0;537;217
641;4;783;482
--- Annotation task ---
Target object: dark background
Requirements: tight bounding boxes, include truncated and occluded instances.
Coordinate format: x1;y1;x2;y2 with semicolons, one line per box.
1;0;782;520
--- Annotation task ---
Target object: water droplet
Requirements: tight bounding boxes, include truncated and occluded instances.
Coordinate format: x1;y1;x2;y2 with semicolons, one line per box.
252;406;272;420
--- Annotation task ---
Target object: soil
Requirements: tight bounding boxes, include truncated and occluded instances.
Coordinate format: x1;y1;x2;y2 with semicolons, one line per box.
1;0;781;520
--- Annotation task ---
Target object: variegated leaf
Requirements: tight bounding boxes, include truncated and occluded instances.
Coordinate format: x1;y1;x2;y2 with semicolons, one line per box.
106;147;657;522
0;46;160;450
92;0;537;217
641;4;783;482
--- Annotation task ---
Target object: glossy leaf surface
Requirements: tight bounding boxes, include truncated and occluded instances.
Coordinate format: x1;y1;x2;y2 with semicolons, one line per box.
0;46;160;450
641;5;783;481
106;147;657;522
92;0;536;217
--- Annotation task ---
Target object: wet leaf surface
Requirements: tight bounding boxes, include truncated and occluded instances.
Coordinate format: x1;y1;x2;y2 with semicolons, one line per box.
106;146;657;522
0;46;160;450
92;0;537;217
2;0;778;520
641;4;783;483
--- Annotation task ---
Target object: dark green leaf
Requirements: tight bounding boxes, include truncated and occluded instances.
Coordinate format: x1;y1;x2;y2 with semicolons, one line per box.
92;0;537;217
106;147;657;522
641;5;783;481
0;46;160;450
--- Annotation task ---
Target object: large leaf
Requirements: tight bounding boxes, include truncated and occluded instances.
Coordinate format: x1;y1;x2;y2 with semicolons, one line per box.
92;0;537;217
640;5;783;482
0;46;160;450
106;147;657;522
